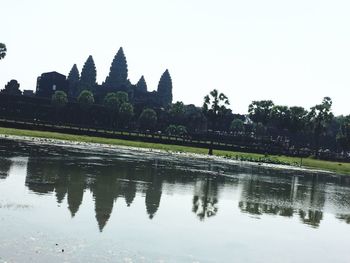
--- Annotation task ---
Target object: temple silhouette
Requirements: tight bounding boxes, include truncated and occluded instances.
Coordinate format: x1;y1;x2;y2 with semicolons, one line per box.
35;47;173;108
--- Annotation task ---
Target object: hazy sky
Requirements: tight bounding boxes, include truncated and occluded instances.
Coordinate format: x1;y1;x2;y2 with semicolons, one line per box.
1;0;350;115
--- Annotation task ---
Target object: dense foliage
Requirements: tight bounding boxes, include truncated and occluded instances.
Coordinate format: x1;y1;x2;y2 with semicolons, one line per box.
51;91;68;109
139;108;157;130
78;90;95;110
0;43;6;60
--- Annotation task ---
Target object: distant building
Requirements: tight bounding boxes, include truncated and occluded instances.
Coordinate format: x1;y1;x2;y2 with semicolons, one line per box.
23;90;35;97
1;79;22;96
36;72;68;98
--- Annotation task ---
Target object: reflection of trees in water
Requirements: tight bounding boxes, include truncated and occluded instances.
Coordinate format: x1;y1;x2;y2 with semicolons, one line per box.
239;174;327;227
296;175;326;228
0;158;12;179
26;158;62;194
192;177;219;221
238;201;293;217
299;210;323;227
333;183;350;224
239;175;295;217
300;175;326;209
336;214;350;224
19;143;350;231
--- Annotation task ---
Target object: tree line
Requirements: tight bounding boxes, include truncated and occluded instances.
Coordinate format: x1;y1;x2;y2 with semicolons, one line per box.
1;42;349;157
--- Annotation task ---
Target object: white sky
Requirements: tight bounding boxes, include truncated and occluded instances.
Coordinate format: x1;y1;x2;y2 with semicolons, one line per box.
1;0;350;115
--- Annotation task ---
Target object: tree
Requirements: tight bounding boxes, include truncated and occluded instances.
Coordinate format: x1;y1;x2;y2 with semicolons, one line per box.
271;105;291;130
165;124;188;136
115;91;128;105
104;93;120;113
1;80;21;95
202;89;230;130
165;125;177;136
230;119;245;133
139;108;157;131
336;116;350;151
184;105;207;132
176;125;187;136
51;90;68;109
169;101;185;125
136;76;147;92
157;69;173;106
78;90;94;111
79;55;96;91
248;100;274;125
67;64;80;98
103;92;129;127
0;43;6;60
119;103;134;128
308;97;334;155
51;91;68;122
288;106;308;134
253;122;266;136
104;47;128;89
103;93;119;127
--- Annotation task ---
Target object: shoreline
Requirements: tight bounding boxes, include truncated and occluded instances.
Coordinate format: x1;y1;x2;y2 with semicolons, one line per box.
0;133;332;175
0;127;349;175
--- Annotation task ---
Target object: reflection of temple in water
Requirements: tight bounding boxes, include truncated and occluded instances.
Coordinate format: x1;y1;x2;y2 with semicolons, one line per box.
3;140;350;232
67;170;85;217
21;154;350;230
23;154;167;231
145;173;162;219
91;172;117;231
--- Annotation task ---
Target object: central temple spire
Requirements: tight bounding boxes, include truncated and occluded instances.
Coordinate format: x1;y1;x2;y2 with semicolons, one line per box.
104;47;128;89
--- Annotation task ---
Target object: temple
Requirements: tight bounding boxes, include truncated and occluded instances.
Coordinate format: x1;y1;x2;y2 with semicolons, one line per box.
35;47;173;108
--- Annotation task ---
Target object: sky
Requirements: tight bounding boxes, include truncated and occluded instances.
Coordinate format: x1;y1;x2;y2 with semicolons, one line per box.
1;0;350;115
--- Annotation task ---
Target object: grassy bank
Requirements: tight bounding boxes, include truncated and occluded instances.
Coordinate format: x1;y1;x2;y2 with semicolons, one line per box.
1;127;350;175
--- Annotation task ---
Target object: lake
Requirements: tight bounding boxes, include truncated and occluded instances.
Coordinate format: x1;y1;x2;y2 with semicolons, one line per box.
1;138;350;263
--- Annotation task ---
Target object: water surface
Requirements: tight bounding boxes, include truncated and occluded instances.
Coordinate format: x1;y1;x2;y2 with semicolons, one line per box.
1;139;350;263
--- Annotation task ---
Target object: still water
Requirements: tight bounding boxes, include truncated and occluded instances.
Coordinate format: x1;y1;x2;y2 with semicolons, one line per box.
1;139;350;263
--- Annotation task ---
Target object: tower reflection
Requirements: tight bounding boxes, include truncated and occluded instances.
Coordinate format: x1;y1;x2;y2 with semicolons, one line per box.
5;140;348;232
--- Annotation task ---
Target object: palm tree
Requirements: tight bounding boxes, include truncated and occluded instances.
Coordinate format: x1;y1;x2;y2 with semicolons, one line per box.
139;108;157;131
307;97;334;157
0;43;7;60
202;89;230;130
